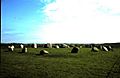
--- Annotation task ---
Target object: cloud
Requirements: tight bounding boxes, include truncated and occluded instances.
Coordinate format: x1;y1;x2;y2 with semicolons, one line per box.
96;0;120;15
38;0;120;43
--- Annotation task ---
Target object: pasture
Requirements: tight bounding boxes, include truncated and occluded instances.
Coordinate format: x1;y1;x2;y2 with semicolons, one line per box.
1;47;120;78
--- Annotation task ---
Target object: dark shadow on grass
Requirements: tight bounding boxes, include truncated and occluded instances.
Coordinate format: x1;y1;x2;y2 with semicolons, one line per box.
4;51;9;52
40;53;80;58
4;50;14;52
35;54;50;57
18;52;27;54
36;54;41;56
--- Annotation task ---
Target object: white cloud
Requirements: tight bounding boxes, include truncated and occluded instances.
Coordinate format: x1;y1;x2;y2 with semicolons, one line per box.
96;0;120;15
38;0;120;43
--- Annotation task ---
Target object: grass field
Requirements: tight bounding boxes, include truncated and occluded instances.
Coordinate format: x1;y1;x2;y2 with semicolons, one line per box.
1;47;120;78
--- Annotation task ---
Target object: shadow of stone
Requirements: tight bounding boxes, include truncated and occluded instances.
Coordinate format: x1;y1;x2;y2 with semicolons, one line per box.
18;52;26;53
4;51;9;52
43;53;79;58
36;54;41;56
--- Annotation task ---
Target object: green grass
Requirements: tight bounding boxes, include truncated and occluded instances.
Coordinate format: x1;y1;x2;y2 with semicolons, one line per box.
1;47;120;78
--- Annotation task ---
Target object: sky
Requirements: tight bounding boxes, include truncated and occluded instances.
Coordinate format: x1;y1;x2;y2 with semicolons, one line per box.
1;0;120;43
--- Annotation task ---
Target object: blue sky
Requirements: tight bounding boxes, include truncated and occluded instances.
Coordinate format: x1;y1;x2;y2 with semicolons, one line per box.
1;0;120;43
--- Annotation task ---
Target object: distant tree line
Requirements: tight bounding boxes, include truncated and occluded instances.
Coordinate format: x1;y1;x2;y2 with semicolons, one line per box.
1;43;120;48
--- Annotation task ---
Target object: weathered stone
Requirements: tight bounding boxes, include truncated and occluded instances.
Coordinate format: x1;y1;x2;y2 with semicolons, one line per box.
71;47;79;53
91;47;99;52
40;50;49;55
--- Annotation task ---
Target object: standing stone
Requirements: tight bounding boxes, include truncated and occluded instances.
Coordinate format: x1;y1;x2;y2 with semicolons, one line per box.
71;47;79;53
102;46;108;51
22;47;27;53
34;43;37;48
80;46;82;48
8;46;11;51
11;45;14;52
20;44;24;48
106;45;113;51
56;45;59;48
91;47;99;52
44;43;52;48
40;50;49;55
